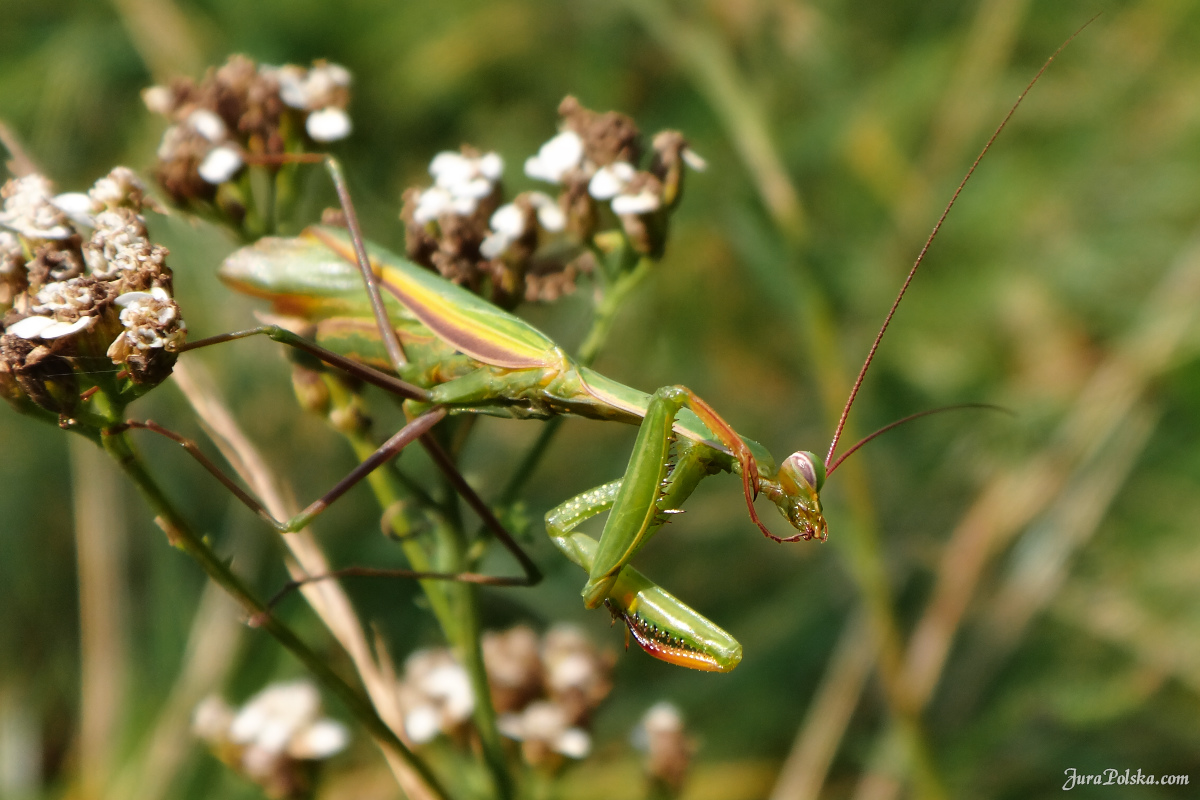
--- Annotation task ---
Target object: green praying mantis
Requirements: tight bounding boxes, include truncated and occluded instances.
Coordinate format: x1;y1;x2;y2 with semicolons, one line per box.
137;45;1071;673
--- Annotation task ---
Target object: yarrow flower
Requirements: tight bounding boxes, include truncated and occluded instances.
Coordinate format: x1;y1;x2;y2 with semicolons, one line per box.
105;287;187;365
399;95;703;304
267;60;353;142
395;647;476;744
632;701;695;795
193;681;349;799
413;150;504;223
0;167;185;417
497;700;592;766
523;131;585;184
483;624;614;771
145;56;354;220
520;96;705;255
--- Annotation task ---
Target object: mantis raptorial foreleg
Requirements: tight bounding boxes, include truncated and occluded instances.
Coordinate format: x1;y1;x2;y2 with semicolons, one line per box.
546;473;741;672
581;385;739;608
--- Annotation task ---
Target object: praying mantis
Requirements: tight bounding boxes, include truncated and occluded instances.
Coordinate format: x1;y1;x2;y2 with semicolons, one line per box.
148;38;1073;674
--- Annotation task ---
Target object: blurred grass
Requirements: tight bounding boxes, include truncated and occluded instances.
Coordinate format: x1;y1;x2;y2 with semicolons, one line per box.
4;0;1200;798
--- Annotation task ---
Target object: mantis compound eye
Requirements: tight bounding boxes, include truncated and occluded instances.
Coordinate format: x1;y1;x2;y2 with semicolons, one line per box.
780;450;825;494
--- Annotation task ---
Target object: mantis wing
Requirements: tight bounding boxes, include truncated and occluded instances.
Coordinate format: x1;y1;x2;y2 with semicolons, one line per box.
221;226;562;370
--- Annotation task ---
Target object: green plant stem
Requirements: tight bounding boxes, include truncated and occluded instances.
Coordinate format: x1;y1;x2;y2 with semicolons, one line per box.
329;380;458;633
98;428;453;800
330;384;513;800
577;256;654;367
434;460;513;800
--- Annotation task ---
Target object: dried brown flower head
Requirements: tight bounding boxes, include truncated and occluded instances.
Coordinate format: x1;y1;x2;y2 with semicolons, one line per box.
0;168;186;418
145;56;352;214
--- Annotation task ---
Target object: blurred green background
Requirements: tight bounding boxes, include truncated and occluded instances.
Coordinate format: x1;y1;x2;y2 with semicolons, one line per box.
3;0;1200;798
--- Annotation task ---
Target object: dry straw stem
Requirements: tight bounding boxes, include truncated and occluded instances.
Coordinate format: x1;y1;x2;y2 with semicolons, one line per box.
768;612;875;800
955;403;1159;706
849;224;1200;800
903;226;1200;708
170;360;437;800
70;437;130;800
111;549;252;800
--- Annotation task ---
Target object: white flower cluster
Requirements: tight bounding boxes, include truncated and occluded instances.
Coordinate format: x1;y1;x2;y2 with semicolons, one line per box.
150;107;245;185
146;58;353;189
523;128;706;218
8;280;99;340
0;174;73;240
396;647;476;744
497;701;591;761
105;287;187;363
632;701;693;792
265;61;353;142
479;192;565;259
3;169;181;356
193;681;349;789
485;624;613;766
413;150;505;223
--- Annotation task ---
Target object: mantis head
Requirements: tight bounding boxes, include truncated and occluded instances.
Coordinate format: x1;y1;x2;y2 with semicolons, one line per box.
761;450;828;542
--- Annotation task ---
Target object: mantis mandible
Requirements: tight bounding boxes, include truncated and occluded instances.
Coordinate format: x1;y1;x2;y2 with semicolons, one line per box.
149;38;1077;674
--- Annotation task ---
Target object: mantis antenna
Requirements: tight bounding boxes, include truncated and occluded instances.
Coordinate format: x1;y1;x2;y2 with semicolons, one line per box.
823;16;1100;475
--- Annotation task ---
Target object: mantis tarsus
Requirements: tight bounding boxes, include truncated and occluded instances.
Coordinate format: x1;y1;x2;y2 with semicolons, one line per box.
137;36;1078;674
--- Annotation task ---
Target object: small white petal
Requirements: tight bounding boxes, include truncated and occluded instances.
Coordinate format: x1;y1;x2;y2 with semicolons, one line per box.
430;152;474;188
681;147;708;171
555;728;591;759
524;131;584;183
52;193;99;226
423;664;474;721
192;696;235;741
142;85;175;116
254;720;294;754
187;109;227;142
289;719;349;759
490;203;525;238
589;162;635;200
322;63;353;87
40;317;94;339
611;190;661;215
456;176;494;200
642;701;684;733
198;147;244;185
479;232;512;259
306;107;352;142
229;706;268;743
536;203;566;232
611;162;637;182
449;195;479;216
230;681;321;749
523;156;555;184
404;705;441;744
413;187;453;223
547;653;594;690
114;291;153;308
497;713;525;740
276;67;309;108
7;315;57;339
477;152;504;181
